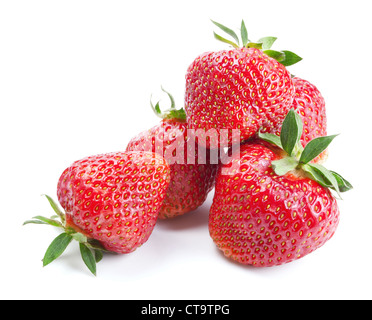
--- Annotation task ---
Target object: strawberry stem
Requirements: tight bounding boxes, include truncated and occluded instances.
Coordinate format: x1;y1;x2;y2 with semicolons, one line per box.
258;110;353;196
211;19;302;66
23;194;106;276
150;87;186;121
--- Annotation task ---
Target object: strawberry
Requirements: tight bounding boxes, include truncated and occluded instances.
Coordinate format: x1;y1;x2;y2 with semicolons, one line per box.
126;88;218;218
260;76;327;163
209;109;352;267
185;20;302;148
24;151;170;275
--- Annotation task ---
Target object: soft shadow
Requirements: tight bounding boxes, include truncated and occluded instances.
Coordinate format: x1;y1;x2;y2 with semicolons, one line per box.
156;204;210;231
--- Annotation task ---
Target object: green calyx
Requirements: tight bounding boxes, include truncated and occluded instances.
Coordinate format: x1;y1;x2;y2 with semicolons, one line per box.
23;195;107;276
211;19;302;67
151;87;186;121
258;109;353;198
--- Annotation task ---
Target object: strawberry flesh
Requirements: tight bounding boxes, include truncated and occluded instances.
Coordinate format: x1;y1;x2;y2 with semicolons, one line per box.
57;151;170;253
209;142;340;266
127;119;218;218
185;48;295;148
261;77;328;163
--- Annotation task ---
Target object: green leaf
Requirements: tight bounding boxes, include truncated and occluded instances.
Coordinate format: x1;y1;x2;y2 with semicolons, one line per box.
31;215;63;228
272;156;299;176
263;50;285;62
240;20;249;47
43;233;73;267
161;86;175;110
311;163;341;196
213;32;239;48
43;194;65;223
258;36;277;50
150;96;161;117
211;20;240;46
280;109;303;157
299;134;338;164
280;50;302;66
150;87;185;121
154;101;161;114
258;132;282;149
302;163;341;198
23;219;48;226
23;215;62;227
330;171;353;192
247;42;263;50
302;164;331;187
94;250;103;263
71;232;88;243
85;238;111;253
79;243;97;276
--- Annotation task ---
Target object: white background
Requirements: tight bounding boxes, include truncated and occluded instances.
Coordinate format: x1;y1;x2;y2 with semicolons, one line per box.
1;0;371;300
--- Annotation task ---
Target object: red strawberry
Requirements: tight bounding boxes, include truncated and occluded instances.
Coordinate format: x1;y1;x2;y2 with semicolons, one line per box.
209;109;352;266
24;151;170;275
185;20;302;148
126;88;218;218
260;76;327;163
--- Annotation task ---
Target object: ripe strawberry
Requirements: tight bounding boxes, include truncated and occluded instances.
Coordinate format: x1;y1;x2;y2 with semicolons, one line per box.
126;88;218;218
185;20;302;148
24;151;170;275
260;76;327;163
209;109;352;267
